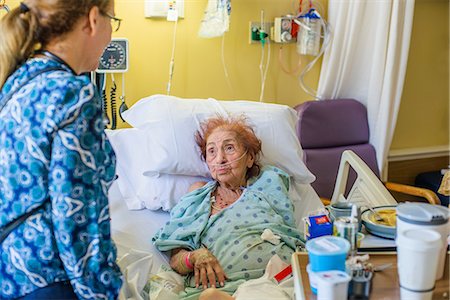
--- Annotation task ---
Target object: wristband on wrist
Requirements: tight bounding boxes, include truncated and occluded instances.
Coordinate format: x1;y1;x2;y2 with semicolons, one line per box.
185;252;194;269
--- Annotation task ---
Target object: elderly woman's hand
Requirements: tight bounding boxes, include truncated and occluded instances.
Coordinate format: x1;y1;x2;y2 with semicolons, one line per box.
191;248;227;289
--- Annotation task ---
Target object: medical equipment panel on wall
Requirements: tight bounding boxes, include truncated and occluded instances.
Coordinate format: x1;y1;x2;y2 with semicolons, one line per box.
145;0;184;18
95;38;129;130
97;38;129;73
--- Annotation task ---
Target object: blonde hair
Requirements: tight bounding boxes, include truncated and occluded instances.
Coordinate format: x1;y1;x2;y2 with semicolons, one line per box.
0;0;111;87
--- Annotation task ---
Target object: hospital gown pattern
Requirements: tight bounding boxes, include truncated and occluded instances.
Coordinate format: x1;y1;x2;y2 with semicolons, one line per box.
153;166;304;299
0;58;122;299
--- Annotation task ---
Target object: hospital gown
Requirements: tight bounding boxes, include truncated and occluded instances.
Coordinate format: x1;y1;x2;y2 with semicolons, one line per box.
153;166;304;299
0;58;122;299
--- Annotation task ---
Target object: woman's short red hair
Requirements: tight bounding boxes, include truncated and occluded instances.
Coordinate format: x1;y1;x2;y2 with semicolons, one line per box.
195;114;262;180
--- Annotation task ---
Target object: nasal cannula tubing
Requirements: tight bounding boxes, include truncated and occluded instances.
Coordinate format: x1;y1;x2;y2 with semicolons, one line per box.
209;150;248;167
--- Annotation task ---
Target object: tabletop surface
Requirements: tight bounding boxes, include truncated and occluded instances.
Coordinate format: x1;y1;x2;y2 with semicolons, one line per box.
292;251;449;300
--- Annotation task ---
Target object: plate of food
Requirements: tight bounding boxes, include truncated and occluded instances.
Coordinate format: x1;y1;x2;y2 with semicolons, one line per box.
361;205;397;239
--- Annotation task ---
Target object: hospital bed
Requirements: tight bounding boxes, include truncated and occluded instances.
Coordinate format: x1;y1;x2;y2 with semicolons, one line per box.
104;95;330;299
109;177;323;299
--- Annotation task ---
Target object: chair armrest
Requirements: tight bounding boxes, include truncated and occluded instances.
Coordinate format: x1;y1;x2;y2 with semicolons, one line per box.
384;182;441;205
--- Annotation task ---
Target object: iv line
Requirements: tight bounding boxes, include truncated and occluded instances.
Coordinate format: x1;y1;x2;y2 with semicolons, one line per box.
209;150;248;167
278;45;302;75
167;17;178;95
259;39;271;102
297;8;331;99
221;34;235;98
259;10;271;103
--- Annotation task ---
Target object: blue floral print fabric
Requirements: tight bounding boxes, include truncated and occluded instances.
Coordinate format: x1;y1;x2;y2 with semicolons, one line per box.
0;58;123;299
153;166;305;299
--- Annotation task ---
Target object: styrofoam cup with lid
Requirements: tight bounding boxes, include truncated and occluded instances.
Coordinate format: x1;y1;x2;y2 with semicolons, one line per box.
396;202;449;279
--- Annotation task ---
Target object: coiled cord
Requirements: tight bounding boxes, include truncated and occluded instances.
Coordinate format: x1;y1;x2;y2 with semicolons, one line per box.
100;74;110;128
110;77;117;130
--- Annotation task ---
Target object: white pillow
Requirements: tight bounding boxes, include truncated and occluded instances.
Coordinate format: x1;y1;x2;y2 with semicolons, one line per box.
106;128;208;211
122;95;315;184
118;167;208;211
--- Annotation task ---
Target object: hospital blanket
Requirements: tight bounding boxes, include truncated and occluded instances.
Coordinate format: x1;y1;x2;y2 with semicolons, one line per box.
153;166;305;299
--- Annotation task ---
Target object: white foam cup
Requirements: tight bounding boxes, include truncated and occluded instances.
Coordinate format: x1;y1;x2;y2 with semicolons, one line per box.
316;270;351;300
396;203;449;280
396;229;442;300
400;287;433;300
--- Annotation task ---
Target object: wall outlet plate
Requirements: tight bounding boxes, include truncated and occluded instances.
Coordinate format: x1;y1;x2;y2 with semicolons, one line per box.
249;21;274;44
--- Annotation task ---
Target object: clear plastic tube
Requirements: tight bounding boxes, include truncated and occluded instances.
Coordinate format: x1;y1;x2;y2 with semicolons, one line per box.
209;150;248;167
297;9;331;99
167;18;178;95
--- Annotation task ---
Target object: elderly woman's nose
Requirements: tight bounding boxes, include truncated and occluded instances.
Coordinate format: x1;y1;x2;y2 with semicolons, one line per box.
216;149;226;161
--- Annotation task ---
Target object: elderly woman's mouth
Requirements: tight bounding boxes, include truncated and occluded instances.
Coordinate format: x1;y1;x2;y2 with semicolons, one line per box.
217;167;229;172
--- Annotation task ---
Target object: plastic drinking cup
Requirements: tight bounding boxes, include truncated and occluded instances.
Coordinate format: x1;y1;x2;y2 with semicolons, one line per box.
396;229;442;300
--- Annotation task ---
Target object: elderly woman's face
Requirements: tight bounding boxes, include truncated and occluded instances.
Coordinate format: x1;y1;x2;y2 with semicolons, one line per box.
205;128;254;187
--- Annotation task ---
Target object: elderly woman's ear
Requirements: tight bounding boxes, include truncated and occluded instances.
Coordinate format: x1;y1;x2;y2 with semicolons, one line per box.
246;152;255;168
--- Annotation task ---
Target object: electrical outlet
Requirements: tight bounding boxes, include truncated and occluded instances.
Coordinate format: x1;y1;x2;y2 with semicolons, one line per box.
249;21;274;44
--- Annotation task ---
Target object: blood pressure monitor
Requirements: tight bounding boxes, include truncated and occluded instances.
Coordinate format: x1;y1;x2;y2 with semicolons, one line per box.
97;38;129;73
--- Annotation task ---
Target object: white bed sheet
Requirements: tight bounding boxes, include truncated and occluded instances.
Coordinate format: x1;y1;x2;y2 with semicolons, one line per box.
108;178;321;299
109;181;170;273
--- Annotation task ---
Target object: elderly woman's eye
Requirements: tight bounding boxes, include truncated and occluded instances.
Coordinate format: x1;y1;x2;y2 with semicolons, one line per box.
225;145;235;153
207;148;216;156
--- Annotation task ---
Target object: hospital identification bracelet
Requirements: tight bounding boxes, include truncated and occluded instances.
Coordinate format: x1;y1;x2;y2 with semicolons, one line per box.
185;252;194;270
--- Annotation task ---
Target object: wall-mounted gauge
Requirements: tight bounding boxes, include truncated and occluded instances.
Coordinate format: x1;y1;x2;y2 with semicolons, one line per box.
97;38;129;73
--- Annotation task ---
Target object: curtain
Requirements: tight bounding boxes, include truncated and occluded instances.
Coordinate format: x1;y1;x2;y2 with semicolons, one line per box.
316;0;415;179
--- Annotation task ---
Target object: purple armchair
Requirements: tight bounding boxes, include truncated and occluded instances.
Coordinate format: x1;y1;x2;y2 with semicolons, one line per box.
294;99;440;204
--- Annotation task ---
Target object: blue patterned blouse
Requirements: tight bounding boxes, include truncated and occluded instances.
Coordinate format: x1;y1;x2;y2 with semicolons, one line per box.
0;58;123;299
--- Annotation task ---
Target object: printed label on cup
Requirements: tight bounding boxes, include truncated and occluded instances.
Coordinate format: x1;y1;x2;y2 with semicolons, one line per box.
315;238;341;252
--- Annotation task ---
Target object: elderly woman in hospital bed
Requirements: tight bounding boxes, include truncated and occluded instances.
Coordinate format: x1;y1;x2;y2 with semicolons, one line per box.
152;115;305;299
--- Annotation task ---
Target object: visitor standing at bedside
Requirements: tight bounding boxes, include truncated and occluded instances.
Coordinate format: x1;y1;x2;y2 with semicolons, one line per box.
0;0;123;299
153;115;304;299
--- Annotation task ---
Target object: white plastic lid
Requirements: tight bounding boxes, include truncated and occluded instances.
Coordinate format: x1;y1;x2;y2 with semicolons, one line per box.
315;270;351;285
396;229;442;250
306;236;350;256
396;203;449;225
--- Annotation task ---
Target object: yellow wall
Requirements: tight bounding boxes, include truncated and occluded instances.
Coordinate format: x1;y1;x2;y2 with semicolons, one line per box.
4;0;449;151
114;0;450;151
390;0;449;150
112;0;323;118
